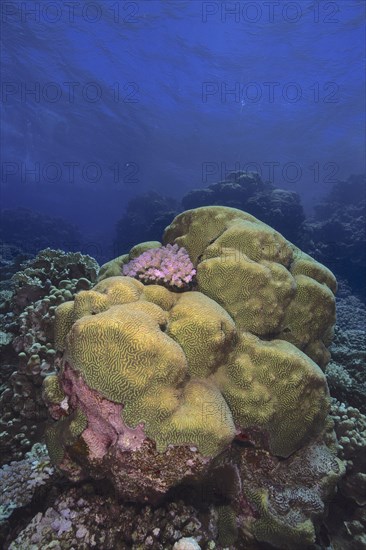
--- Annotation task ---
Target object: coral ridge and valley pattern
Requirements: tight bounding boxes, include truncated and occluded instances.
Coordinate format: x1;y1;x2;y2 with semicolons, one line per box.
42;206;343;550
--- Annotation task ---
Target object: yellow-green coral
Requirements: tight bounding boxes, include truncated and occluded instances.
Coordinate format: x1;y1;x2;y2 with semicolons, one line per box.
128;241;161;259
98;254;129;281
48;206;336;462
217;504;239;546
92;276;144;306
45;408;87;465
197;250;296;335
214;332;329;457
163;206;335;364
54;301;74;351
157;379;235;456
163;206;258;264
46;206;340;550
290;249;337;293
246;488;316;549
142;284;178;310
166;292;237;378
43;374;65;404
97;242;162;283
67;302;187;406
57;280;236;456
278;274;336;368
200;218;293;266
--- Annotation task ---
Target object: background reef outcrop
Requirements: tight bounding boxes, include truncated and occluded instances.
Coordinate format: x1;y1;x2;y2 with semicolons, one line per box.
0;208;81;257
113;192;180;256
299;174;366;300
181;172;305;242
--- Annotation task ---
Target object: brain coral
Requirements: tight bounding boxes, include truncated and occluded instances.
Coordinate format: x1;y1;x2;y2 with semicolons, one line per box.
163;206;336;369
44;206;337;506
50;278;236;460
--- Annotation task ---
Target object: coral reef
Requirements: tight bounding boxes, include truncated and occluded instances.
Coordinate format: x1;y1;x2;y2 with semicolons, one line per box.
0;244;32;282
114;191;180;255
0;443;54;524
331;400;366;506
7;486;218;550
0;165;364;550
324;400;366;550
234;420;344;549
42;206;341;549
11;248;98;311
44;280;237;500
326;290;366;413
300;174;366;299
0;249;99;466
181;171;305;242
327;329;366;414
0;208;81;256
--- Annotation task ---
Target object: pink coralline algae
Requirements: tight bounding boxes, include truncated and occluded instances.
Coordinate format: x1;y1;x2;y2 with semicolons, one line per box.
122;244;196;289
60;364;146;461
48;364;212;504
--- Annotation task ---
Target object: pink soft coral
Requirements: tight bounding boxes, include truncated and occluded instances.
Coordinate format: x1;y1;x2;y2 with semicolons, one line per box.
122;244;196;290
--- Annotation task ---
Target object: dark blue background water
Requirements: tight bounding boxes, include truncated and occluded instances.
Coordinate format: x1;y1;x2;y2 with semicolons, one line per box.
1;0;365;253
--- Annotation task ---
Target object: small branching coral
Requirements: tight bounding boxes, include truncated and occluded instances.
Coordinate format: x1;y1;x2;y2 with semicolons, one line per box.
122;243;196;290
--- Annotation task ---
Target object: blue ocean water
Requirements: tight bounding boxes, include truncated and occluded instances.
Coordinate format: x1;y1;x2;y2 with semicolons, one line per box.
1;0;365;239
1;3;366;549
